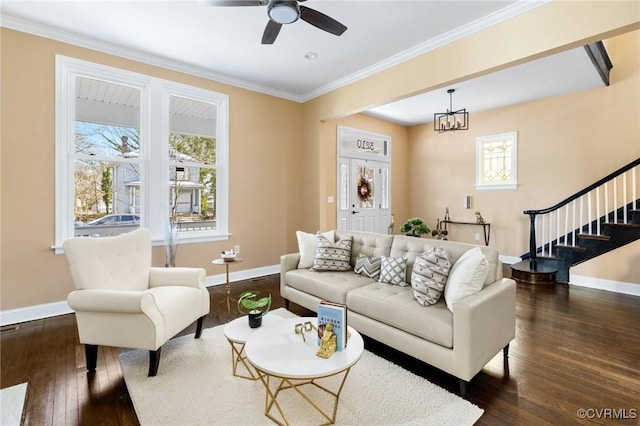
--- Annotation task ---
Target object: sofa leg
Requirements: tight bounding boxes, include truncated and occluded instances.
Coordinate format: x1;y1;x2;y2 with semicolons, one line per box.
195;315;205;339
148;348;161;377
284;299;290;310
459;379;469;399
503;343;510;360
85;344;98;372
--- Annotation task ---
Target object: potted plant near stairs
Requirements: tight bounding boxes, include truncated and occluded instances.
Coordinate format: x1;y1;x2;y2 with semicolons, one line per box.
237;291;272;328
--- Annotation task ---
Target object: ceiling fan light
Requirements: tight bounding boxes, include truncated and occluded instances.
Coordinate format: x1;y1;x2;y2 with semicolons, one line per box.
268;0;300;24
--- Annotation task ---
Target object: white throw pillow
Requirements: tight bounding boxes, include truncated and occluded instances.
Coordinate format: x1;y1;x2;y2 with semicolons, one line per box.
444;247;489;312
296;230;335;269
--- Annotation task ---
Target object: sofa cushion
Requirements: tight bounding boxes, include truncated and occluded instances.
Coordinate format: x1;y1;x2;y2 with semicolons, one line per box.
346;282;453;348
444;247;489;312
285;269;375;304
354;253;381;280
335;230;393;267
296;230;335;269
378;256;407;286
312;235;352;272
411;247;450;306
389;234;500;286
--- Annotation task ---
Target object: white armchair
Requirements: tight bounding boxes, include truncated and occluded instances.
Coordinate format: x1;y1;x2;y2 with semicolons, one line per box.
62;228;210;376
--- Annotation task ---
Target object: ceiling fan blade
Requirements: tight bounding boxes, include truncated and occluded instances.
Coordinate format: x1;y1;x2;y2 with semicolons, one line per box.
299;5;347;36
262;20;282;44
206;0;266;6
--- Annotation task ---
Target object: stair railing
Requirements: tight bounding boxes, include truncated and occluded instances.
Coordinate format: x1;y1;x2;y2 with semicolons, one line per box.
524;158;639;269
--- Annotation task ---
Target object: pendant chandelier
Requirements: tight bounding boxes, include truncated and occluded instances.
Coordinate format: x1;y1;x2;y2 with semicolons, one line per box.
434;89;469;133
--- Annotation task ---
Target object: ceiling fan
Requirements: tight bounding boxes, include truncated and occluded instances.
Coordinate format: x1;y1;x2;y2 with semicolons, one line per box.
207;0;347;44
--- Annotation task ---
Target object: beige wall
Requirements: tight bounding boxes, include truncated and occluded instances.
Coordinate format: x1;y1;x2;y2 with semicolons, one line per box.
408;29;639;284
2;1;639;312
0;29;305;310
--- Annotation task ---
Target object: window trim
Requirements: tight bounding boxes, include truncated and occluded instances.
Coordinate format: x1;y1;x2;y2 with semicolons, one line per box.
54;55;229;253
475;131;518;190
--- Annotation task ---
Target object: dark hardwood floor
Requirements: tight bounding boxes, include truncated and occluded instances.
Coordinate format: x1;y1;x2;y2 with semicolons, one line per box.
2;272;639;425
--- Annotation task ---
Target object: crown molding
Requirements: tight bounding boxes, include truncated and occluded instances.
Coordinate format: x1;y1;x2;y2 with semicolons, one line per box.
0;14;304;102
300;0;551;102
1;0;549;104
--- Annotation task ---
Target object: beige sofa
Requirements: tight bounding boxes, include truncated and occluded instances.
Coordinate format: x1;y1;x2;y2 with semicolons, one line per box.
280;230;516;396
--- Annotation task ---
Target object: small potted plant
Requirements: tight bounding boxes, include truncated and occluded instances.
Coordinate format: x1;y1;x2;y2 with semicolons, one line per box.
237;291;272;328
400;217;430;237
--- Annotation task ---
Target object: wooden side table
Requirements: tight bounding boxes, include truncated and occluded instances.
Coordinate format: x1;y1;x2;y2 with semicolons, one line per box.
212;257;242;320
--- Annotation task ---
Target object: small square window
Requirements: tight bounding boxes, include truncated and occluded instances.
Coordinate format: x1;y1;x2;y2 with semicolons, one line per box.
476;131;518;190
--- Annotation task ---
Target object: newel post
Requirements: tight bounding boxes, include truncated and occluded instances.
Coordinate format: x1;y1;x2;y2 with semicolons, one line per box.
528;212;537;269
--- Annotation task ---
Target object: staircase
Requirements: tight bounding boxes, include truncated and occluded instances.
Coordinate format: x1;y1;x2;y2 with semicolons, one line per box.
511;158;640;285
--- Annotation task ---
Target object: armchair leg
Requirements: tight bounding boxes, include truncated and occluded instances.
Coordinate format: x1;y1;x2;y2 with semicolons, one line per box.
503;343;510;360
284;299;290;310
85;344;98;372
195;315;206;339
148;348;161;377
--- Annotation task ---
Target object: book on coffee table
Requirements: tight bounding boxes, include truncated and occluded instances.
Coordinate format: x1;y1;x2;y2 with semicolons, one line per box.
317;301;347;351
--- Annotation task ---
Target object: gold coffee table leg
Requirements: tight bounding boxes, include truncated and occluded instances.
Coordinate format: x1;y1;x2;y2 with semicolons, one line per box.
255;367;353;426
226;339;258;380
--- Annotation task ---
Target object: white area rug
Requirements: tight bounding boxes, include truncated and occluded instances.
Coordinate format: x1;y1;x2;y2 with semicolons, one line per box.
0;382;27;426
120;308;483;425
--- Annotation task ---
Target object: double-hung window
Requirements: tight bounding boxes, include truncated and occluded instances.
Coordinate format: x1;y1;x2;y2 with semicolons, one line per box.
54;56;229;252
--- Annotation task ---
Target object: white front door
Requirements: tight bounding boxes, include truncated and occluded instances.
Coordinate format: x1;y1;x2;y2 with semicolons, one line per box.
337;159;391;234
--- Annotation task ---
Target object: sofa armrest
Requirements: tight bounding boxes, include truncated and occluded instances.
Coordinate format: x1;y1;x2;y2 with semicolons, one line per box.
148;267;206;290
68;289;156;314
452;278;516;380
280;253;301;294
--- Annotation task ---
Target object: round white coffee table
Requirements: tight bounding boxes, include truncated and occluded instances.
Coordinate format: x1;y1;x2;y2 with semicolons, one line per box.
223;313;284;380
245;317;364;425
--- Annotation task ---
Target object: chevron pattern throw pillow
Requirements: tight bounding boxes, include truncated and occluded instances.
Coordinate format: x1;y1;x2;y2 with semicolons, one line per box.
411;247;450;306
311;235;352;271
354;253;381;279
379;256;408;286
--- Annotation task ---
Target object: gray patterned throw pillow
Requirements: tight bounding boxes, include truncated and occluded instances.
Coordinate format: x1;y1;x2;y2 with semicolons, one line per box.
311;235;352;272
354;253;381;279
378;256;408;286
411;247;450;306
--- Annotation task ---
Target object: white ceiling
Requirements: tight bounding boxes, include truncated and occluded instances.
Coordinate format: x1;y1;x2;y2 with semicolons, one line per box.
1;0;606;126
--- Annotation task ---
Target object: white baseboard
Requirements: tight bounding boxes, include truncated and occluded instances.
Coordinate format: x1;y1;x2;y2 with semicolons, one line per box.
205;264;279;287
0;300;74;327
5;264;634;326
0;264;281;326
569;274;640;297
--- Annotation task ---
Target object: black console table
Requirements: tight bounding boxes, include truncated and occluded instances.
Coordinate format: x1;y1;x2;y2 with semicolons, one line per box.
441;220;491;246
